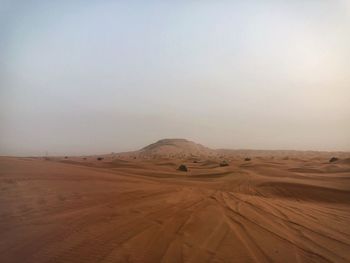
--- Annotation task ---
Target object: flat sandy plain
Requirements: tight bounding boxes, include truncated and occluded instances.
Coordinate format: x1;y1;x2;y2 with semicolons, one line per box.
1;141;350;263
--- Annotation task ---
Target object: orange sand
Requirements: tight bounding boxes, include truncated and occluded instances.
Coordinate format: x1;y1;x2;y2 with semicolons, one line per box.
1;140;350;262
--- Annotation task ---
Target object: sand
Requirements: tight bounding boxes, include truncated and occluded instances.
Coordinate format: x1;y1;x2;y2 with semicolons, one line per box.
1;145;350;262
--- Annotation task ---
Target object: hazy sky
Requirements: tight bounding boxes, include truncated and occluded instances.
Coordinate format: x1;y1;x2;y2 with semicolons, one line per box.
1;0;350;155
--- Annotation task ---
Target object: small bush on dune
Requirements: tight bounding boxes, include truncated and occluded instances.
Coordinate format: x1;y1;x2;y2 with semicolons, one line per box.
329;157;339;163
244;158;251;161
97;157;104;161
220;161;229;167
178;164;188;172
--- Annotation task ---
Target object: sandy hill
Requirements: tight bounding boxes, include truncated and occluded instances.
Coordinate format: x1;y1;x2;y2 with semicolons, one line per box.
115;139;350;161
122;138;218;159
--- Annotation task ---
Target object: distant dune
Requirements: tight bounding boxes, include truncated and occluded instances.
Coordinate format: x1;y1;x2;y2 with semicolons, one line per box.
117;138;218;160
1;139;350;263
115;138;350;162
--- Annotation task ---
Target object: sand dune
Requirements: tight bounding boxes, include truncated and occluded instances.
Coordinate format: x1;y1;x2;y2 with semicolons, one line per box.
118;138;218;160
1;140;350;263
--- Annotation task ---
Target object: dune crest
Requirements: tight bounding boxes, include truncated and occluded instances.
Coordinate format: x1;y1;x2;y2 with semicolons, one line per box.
121;138;218;159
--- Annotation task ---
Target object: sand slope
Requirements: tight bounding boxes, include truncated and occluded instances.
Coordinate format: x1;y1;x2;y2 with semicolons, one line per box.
118;139;218;159
1;152;350;263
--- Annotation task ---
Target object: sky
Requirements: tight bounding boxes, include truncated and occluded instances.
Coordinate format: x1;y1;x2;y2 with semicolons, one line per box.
1;0;350;156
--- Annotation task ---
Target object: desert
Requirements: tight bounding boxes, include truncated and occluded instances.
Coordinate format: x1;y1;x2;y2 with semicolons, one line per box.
1;139;350;263
2;2;350;262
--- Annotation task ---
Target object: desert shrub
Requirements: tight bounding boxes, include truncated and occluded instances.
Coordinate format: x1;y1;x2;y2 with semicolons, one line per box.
178;164;188;172
244;157;251;161
64;156;68;159
329;157;339;163
220;161;229;167
97;157;104;161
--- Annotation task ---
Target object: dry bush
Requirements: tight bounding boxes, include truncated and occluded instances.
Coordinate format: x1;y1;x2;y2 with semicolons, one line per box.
220;161;229;167
178;164;188;172
329;157;339;163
